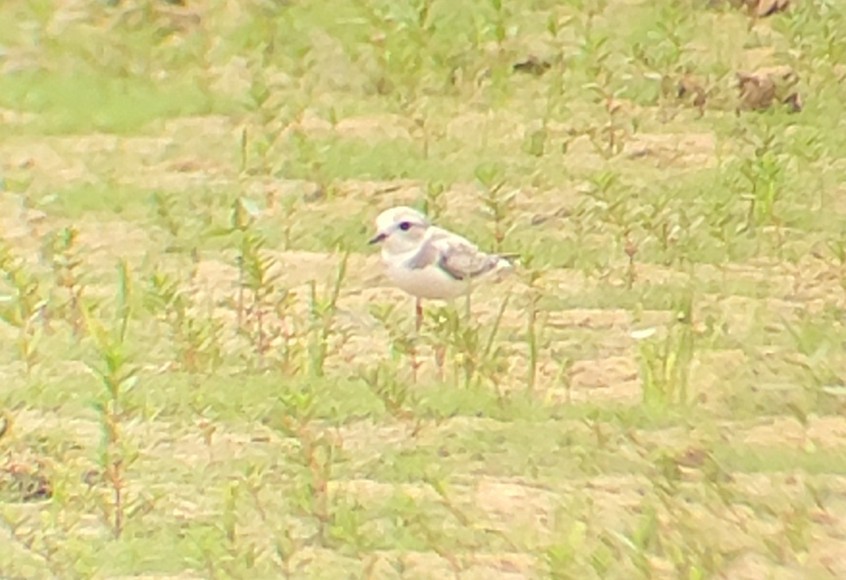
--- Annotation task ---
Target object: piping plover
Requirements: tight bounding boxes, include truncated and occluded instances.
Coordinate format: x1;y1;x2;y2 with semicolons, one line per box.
369;206;512;330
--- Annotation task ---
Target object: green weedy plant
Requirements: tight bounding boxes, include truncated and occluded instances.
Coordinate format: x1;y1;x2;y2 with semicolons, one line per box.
369;303;418;376
241;50;278;177
703;185;747;265
624;503;660;576
238;230;282;362
569;1;633;158
545;515;591;577
373;0;439;99
150;191;207;280
220;479;240;561
615;430;724;577
565;199;604;278
516;51;557;155
656;484;726;577
475;163;517;253
426;305;458;381
232;465;298;577
542;17;571;130
228;196;291;368
629;2;693;107
426;295;510;391
483;0;509;53
273;289;304;376
277;193;300;251
288;120;337;199
242;473;300;576
564;5;603;82
520;252;545;394
371;300;424;382
307;252;348;377
638;190;677;266
41;226;85;338
81;261;140;539
325;496;371;561
150;191;183;248
587;170;626;218
586;84;630;159
404;100;437;161
240;2;312;178
730;118;788;236
670;207;707;270
145;270;223;373
623;234;639;290
550;349;575;404
779;311;840;403
584;170;637;275
636;289;695;408
204;464;274;575
351;0;392;94
391;492;465;577
778;0;846;80
357;361;417;426
522;119;549;159
266;388;342;548
779;497;813;559
226;197;308;372
425;472;519;552
422;181;447;222
0;240;47;374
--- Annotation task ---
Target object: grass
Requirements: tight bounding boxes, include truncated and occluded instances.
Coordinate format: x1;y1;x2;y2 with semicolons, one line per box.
1;0;846;577
0;70;227;135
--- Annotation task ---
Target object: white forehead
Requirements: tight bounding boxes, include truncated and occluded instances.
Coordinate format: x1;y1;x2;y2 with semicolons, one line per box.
375;206;428;231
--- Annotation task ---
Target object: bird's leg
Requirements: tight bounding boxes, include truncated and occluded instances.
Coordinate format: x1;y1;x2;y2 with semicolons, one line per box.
410;298;423;382
434;343;446;381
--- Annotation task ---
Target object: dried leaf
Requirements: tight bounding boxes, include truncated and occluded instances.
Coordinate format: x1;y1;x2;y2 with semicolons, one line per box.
512;57;552;76
736;65;801;113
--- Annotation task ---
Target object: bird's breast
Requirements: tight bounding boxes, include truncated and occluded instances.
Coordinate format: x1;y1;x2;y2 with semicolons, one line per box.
384;261;468;300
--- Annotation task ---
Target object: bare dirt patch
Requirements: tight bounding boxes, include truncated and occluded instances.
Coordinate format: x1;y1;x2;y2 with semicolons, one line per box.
624;132;718;168
474;478;558;538
297;111;413;141
75;219;156;268
564;356;641;403
738;416;846;450
0;142;95;190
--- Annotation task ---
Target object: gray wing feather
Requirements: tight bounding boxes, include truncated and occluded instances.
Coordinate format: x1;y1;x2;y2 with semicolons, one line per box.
440;243;502;280
405;228;507;281
438;235;505;280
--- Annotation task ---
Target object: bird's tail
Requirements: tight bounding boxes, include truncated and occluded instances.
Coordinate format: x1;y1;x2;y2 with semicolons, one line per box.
496;253;521;268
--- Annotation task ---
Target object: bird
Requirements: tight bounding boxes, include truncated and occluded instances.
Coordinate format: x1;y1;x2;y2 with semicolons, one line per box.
369;206;513;332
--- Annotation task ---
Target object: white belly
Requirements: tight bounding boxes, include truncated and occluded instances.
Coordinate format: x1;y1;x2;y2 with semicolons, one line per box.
385;262;470;300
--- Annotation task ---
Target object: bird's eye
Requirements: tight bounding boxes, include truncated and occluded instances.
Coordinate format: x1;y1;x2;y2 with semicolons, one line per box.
399;221;412;231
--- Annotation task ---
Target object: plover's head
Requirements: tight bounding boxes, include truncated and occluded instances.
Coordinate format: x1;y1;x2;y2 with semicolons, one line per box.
369;206;430;254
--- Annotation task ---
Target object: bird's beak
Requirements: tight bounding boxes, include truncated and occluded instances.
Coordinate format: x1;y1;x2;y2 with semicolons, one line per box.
368;232;387;245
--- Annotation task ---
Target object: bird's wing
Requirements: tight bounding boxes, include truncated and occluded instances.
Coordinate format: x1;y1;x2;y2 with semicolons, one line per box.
404;226;508;281
404;228;501;281
438;242;503;281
